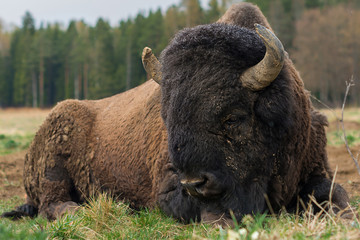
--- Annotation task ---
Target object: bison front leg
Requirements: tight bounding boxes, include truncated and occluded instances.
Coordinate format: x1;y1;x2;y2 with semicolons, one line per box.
3;153;81;220
157;163;201;223
21;100;93;220
24;151;82;220
36;171;79;220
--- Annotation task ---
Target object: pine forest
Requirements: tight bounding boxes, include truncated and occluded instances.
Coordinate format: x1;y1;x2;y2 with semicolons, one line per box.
0;0;359;108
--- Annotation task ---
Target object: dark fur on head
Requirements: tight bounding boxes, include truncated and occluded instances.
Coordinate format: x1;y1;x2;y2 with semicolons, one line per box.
160;24;266;121
160;23;301;219
159;13;348;220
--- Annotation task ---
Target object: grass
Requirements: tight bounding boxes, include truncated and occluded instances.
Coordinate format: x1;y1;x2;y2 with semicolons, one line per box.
0;108;48;155
47;194;226;239
327;130;360;147
0;197;48;240
0;194;224;239
1;193;359;239
321;108;360;124
0;134;34;155
322;108;360;147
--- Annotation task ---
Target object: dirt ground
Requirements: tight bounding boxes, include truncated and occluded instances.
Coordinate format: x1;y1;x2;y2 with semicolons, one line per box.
328;145;360;198
0;151;26;200
0;114;359;203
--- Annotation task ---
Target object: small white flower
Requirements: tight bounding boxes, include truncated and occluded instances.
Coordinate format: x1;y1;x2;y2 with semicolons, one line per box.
238;228;247;236
251;231;260;240
227;229;240;240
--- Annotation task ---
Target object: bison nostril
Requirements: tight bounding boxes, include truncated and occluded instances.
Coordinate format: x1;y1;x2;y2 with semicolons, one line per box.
180;173;223;198
180;177;207;193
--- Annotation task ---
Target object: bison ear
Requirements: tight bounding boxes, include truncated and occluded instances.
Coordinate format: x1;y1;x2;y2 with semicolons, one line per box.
142;47;162;85
217;2;273;32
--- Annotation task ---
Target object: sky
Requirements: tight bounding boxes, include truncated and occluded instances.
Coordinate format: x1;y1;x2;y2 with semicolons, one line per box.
0;0;210;29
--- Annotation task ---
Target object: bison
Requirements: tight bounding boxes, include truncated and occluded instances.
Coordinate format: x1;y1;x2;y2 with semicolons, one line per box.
2;3;350;223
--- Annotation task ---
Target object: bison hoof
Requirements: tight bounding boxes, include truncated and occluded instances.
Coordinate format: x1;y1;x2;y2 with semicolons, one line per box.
55;201;80;218
1;204;38;220
43;201;80;220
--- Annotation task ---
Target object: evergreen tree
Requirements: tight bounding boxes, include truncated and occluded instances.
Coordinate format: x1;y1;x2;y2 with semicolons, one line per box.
89;18;116;98
0;0;358;108
292;4;360;105
182;0;204;27
164;5;186;40
113;19;132;92
63;21;78;100
206;0;221;22
0;21;11;107
12;12;36;106
45;23;66;105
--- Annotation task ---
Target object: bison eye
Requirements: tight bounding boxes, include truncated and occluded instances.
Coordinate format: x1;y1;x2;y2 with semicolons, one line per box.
225;115;240;125
223;112;246;127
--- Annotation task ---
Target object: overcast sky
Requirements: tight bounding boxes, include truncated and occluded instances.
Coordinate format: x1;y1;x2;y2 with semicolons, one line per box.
0;0;211;29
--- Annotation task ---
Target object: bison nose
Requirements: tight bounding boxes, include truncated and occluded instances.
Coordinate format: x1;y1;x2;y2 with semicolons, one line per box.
180;173;223;199
181;177;206;197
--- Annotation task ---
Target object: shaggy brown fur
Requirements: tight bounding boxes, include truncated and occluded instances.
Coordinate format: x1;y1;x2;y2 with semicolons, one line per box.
19;81;169;220
2;3;350;222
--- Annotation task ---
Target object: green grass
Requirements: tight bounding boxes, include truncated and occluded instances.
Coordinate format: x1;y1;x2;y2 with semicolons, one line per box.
1;194;359;240
0;197;48;240
0;134;34;155
0;108;48;155
45;194;225;239
327;130;360;147
322;107;360;147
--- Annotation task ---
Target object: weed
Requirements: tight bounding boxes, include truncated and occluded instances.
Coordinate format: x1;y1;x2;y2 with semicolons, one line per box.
346;134;356;146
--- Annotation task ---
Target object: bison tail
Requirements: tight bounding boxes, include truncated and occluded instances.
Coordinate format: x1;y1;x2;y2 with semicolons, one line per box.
1;204;38;220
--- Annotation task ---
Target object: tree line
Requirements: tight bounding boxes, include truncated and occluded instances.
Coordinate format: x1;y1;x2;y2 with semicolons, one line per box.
0;0;359;107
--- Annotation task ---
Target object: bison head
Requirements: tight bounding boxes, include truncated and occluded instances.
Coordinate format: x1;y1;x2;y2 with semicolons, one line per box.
143;23;311;221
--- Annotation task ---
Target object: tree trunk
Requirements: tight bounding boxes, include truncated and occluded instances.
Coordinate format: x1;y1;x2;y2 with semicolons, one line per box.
74;68;79;99
83;63;88;99
78;65;82;99
65;60;70;99
39;57;44;108
31;71;37;108
126;40;132;90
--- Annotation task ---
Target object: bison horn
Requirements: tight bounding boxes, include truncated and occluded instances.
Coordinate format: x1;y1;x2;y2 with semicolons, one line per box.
240;24;285;91
142;47;162;84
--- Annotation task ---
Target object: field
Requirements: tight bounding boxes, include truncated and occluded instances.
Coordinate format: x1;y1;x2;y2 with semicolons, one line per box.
0;108;359;239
